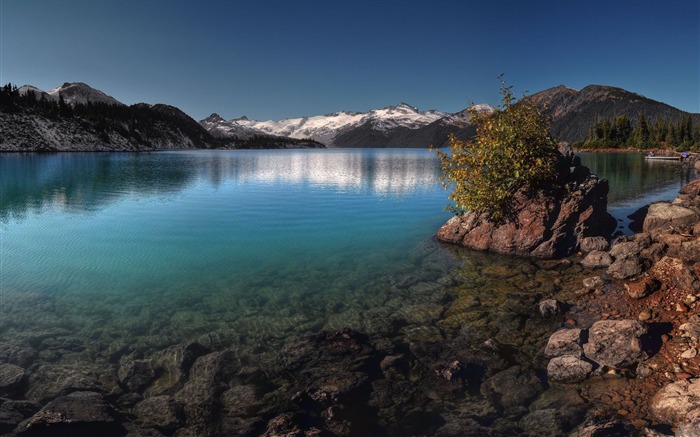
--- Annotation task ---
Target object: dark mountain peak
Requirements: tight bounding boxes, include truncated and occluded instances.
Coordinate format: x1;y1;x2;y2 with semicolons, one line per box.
203;113;225;123
233;115;249;121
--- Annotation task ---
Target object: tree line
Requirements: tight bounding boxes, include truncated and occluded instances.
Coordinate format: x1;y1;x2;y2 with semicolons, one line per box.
0;83;211;146
581;112;700;151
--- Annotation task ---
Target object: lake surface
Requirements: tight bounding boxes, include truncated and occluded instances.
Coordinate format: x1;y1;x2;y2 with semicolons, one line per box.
0;149;696;435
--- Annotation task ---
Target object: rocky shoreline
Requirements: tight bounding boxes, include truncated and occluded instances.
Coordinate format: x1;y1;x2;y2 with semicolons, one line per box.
543;174;700;435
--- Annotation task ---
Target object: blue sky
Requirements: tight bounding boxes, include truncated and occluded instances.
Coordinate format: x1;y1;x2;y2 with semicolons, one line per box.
2;0;698;121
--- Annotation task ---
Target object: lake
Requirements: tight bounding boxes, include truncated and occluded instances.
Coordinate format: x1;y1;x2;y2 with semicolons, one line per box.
0;149;695;435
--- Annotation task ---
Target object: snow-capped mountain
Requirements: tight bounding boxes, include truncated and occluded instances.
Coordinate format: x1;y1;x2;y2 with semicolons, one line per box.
201;103;451;147
18;85;53;102
48;82;123;106
200;113;267;140
18;82;123;106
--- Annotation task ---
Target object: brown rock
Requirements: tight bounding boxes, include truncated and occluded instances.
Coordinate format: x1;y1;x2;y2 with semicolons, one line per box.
581;251;613;269
624;277;661;299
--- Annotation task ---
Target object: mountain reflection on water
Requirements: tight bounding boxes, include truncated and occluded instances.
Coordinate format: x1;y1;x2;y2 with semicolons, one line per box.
0;149;697;435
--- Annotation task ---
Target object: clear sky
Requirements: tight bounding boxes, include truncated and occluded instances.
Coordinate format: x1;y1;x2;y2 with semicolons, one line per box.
1;0;698;121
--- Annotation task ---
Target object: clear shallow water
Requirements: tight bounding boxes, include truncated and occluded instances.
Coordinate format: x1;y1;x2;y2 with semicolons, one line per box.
0;149;697;434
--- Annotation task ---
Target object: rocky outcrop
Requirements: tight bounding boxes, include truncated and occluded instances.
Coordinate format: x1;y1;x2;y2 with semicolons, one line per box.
436;144;615;258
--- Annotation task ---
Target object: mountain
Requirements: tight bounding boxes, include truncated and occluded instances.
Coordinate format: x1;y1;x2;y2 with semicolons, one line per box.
0;83;323;152
204;103;452;147
527;85;700;143
47;82;124;106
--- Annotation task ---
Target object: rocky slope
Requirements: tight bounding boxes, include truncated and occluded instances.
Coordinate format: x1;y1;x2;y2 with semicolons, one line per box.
539;168;700;434
527;85;700;143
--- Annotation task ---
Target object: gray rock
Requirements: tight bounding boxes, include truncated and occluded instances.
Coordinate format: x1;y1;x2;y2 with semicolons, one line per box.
118;356;155;393
606;255;643;280
580;237;610;253
15;391;122;435
0;364;24;395
519;408;567;436
676;416;700;437
679;315;700;342
0;399;39;435
134;395;184;433
538;299;564;317
545;329;584;358
609;240;645;259
650;378;700;425
481;366;544;409
25;365;105;403
144;341;211;397
174;350;239;430
582;276;605;291
581;251;613;269
547;355;593;383
583;320;648;368
643;202;698;234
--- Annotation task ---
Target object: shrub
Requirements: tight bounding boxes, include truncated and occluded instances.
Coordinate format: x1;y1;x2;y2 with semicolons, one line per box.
434;79;558;221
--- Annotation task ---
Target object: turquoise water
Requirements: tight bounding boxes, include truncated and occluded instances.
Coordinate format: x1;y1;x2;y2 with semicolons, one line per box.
1;149;457;347
0;149;696;434
1;150;693;343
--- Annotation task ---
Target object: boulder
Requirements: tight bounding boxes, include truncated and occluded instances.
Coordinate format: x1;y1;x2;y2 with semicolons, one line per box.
582;320;648;368
643;202;698;234
581;251;613;269
480;366;544;409
15;391;123;435
0;399;39;435
609;240;645;259
436;147;615;258
580;237;610;253
582;276;605;291
547;356;593;383
650;378;700;425
679;315;700;342
624;277;660;299
545;329;584;358
0;364;25;396
133;395;184;433
606;256;644;280
25;365;105;403
680;238;700;263
677;416;700;437
538;299;564;317
650;256;700;293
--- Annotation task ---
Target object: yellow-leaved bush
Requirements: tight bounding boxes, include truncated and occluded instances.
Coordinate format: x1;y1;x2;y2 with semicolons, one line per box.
433;80;559;221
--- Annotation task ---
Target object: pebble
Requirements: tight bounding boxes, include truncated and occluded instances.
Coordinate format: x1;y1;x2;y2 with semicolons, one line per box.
685;295;697;305
618;409;629;416
677;372;692;379
681;348;698;359
638;310;652;321
676;303;688;313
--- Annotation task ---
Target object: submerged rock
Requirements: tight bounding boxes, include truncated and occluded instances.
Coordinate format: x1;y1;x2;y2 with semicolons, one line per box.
15;391;122;435
436;145;616;258
547;356;593;383
481;366;544;409
545;329;584;358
